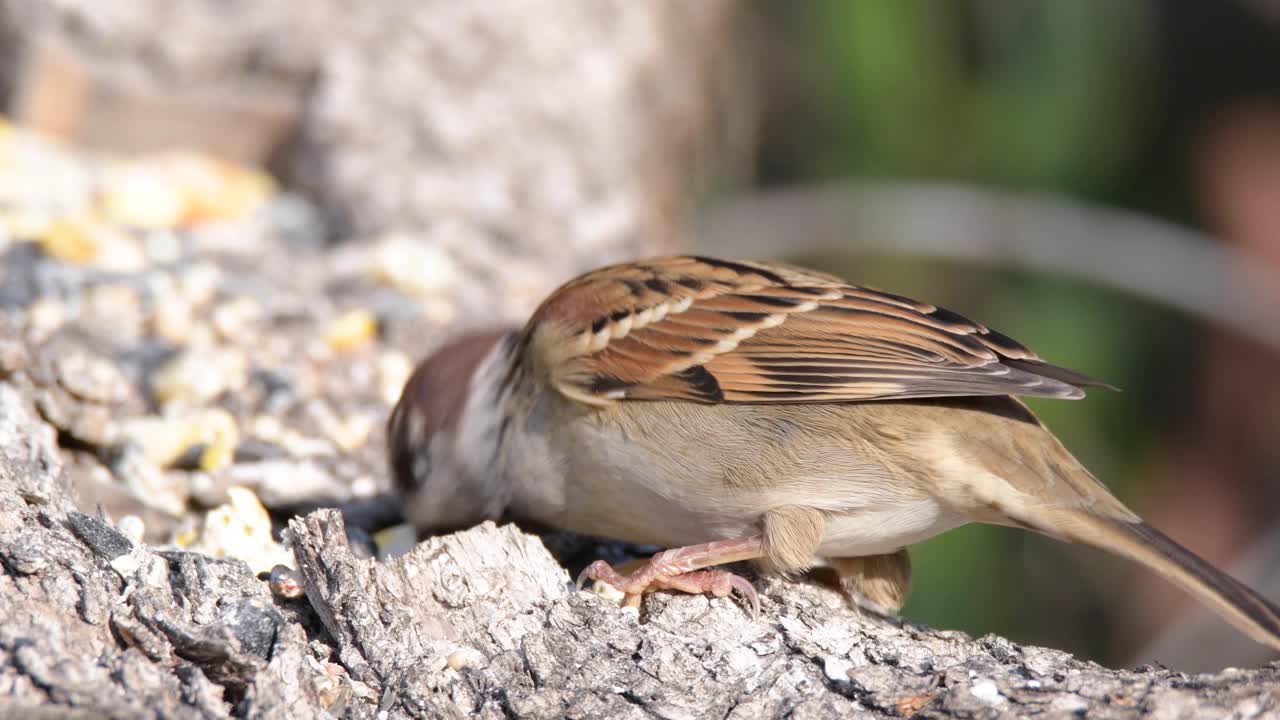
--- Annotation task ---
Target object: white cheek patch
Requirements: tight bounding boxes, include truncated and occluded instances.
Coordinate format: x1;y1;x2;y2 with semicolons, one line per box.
453;342;511;479
412;453;431;485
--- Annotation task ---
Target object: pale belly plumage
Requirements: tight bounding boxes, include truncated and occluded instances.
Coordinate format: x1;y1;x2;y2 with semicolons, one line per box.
816;500;967;557
506;399;972;561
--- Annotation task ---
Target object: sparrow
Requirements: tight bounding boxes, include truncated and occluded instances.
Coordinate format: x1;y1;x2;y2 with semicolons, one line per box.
387;254;1280;651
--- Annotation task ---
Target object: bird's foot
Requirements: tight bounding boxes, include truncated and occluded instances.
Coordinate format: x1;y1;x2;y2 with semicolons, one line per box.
576;542;761;618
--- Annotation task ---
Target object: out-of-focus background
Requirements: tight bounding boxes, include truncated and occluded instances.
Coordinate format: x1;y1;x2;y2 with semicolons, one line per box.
0;0;1277;673
725;0;1280;672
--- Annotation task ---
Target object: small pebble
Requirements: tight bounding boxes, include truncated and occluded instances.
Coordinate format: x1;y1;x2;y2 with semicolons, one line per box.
38;396;118;447
25;298;66;340
39;216;146;271
193;409;240;472
151;348;248;408
119;416;188;468
161;151;275;224
110;551;167;588
39;217;94;262
970;679;1004;706
269;564;305;599
100;161;187;230
249;415;285;443
119;408;239;471
446;646;485;671
194;486;293;574
823;656;855;682
211;296;261;342
151;295;195;346
369;235;459;297
117;515;146;545
325;309;377;353
109;552;143;578
80;284;145;343
54;350;130;405
177;263;222;307
198;438;237;473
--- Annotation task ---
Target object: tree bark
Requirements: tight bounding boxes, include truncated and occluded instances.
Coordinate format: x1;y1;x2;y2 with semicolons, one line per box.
4;447;1279;719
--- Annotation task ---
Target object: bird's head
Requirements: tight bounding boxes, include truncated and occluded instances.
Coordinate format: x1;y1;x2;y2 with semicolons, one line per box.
386;328;516;532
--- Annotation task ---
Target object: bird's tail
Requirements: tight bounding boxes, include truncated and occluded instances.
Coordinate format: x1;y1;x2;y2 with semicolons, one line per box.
1036;509;1280;653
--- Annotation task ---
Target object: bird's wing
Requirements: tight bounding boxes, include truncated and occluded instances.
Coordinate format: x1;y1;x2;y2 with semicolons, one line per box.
523;255;1112;406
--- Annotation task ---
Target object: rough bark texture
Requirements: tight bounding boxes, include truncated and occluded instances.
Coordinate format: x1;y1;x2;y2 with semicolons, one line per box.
0;377;1277;717
4;444;1280;719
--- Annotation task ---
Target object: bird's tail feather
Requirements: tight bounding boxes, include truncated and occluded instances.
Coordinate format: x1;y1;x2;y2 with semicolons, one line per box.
1034;510;1280;653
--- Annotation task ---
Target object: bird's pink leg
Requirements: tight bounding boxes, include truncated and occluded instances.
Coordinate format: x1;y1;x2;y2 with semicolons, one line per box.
577;536;765;617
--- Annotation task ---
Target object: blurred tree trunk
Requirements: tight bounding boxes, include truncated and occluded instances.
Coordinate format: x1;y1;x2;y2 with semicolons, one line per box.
288;0;752;325
0;0;752;331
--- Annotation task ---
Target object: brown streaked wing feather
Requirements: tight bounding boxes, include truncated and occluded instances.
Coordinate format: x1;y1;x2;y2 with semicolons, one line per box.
525;255;1112;406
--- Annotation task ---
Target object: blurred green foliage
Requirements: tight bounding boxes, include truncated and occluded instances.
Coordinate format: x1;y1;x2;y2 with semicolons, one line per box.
781;0;1156;193
751;0;1233;662
909;270;1194;655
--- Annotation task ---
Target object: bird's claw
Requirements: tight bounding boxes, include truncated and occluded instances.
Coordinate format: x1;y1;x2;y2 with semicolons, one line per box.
576;558;759;619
